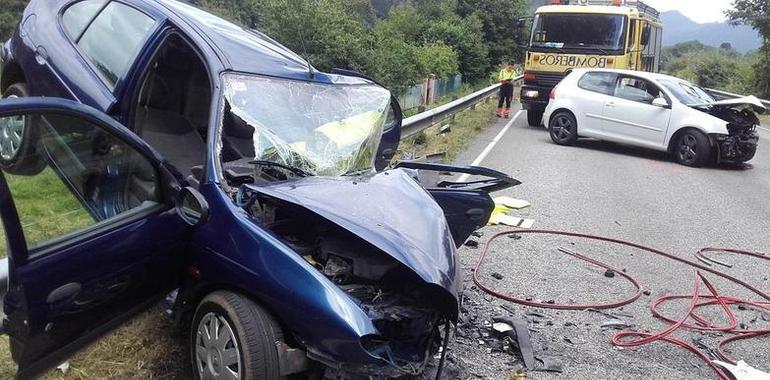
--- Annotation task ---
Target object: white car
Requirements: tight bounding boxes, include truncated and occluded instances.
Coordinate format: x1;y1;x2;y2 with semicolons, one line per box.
543;68;765;166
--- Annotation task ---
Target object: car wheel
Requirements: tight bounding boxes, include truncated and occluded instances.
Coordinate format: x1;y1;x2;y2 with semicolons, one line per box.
527;110;544;126
191;291;286;380
1;83;45;175
549;111;578;146
674;130;710;167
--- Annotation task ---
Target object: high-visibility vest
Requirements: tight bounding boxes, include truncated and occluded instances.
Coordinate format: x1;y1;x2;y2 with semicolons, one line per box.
499;69;516;81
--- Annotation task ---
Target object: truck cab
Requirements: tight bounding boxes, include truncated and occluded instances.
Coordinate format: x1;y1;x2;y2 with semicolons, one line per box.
521;0;663;126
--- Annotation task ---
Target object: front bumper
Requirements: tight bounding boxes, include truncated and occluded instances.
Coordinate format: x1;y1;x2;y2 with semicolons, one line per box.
520;83;550;110
712;130;759;163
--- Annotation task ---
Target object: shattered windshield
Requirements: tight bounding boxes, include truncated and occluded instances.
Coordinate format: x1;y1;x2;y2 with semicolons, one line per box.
220;74;391;176
658;79;716;105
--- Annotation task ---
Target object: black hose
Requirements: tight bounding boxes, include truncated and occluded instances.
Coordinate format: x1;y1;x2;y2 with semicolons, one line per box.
434;321;451;380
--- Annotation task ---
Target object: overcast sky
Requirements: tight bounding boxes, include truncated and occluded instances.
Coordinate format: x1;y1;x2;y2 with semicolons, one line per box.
643;0;733;23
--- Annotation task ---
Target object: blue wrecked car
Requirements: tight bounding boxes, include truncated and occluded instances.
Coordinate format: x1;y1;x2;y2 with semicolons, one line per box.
0;0;518;378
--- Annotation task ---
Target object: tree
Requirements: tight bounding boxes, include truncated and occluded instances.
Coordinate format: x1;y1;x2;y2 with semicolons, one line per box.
726;0;770;97
457;0;529;67
0;0;26;42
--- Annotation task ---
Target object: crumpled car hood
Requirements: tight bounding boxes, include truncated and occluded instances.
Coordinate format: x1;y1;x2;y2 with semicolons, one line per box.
246;169;462;300
708;96;767;114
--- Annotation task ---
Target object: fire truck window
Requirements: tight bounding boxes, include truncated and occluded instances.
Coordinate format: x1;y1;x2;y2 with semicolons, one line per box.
531;13;627;51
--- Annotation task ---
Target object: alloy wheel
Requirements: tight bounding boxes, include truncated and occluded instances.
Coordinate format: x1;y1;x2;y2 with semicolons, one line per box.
552;115;573;142
0;95;24;161
195;312;242;380
678;134;699;165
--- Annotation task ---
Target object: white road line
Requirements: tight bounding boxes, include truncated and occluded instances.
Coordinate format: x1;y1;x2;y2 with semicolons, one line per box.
457;109;522;182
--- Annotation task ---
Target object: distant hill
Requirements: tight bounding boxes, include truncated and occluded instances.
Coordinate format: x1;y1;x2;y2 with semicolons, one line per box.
660;11;760;53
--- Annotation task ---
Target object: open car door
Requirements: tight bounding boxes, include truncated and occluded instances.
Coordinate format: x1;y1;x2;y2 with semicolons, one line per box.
0;98;205;378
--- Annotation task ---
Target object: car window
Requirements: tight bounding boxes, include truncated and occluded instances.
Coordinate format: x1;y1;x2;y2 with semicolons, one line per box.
61;0;108;39
577;72;617;95
615;77;661;104
0;113;160;256
76;2;156;88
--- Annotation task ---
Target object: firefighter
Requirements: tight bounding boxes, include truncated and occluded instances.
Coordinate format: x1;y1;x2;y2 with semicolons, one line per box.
497;64;517;118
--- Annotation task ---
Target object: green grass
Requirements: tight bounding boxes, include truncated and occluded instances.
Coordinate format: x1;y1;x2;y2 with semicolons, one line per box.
0;168;93;259
397;99;497;162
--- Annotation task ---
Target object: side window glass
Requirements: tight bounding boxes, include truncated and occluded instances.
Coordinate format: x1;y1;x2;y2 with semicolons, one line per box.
76;2;156;88
615;77;656;103
0;112;161;254
577;72;617;95
61;0;107;39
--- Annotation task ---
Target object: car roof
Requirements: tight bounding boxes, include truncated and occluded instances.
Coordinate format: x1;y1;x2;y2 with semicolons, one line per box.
569;68;686;83
152;0;372;84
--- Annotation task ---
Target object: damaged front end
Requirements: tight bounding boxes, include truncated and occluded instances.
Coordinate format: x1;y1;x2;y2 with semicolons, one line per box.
234;170;462;377
695;97;765;163
214;72;519;377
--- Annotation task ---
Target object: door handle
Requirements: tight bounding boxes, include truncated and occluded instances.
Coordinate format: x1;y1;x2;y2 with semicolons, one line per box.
46;283;81;305
34;46;48;65
605;101;615;108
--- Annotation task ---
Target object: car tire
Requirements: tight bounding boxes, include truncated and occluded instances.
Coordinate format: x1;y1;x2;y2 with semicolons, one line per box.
191;291;286;380
674;130;711;167
549;111;578;146
527;110;544;126
1;83;45;175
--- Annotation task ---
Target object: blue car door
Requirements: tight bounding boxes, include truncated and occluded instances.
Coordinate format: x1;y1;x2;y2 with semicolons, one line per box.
0;98;202;378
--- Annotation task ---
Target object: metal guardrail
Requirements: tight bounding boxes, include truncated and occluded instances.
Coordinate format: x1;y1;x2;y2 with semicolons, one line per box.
400;75;523;139
705;87;770;109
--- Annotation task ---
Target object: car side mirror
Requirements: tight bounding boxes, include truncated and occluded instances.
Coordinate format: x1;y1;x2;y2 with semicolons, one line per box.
652;97;669;108
175;186;209;226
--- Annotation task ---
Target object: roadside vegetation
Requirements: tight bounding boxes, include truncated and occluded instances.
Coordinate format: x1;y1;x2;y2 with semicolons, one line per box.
662;1;770;100
660;41;758;95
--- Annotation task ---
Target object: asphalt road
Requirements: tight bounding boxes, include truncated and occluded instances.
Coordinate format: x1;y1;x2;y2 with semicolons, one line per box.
448;104;770;379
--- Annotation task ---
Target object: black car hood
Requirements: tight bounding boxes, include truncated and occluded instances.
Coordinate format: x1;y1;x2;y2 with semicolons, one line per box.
245;169;462;300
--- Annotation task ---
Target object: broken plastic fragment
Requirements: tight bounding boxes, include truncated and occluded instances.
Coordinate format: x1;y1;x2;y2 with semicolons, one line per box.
57;362;70;374
712;360;770;380
494;196;531;210
488;214;534;228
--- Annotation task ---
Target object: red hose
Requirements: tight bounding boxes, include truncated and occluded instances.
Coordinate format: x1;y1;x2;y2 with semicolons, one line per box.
472;228;770;379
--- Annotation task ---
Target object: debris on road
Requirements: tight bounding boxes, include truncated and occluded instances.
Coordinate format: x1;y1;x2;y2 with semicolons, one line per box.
600;319;632;330
488;214;535;228
465;239;480;248
56;362;70;375
712;360;770;380
603;269;616;278
494;197;531;210
491;272;504;280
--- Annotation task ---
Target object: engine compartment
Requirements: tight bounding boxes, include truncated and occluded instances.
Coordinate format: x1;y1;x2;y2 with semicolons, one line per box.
233;184;449;376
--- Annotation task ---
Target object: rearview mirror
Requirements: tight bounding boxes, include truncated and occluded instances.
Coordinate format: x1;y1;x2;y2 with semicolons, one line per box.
176;186;209;226
517;17;532;28
652;97;669;108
